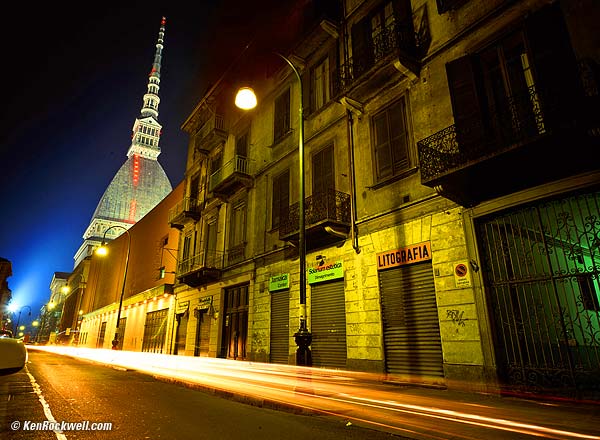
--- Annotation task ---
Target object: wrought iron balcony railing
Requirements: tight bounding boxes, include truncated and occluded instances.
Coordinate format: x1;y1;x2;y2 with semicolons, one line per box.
177;249;224;276
336;19;418;94
168;197;201;226
418;59;599;185
279;189;351;238
209;155;253;193
195;114;227;153
417;84;574;183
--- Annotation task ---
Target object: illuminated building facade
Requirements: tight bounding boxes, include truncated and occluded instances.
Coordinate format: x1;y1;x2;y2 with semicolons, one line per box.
73;17;172;269
78;181;182;352
169;0;599;399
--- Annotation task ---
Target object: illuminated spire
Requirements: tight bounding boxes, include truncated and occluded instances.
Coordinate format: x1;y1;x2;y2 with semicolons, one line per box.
74;17;172;268
127;16;166;159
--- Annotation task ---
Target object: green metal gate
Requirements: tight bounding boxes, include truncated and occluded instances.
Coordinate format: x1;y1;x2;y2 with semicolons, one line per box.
477;190;600;399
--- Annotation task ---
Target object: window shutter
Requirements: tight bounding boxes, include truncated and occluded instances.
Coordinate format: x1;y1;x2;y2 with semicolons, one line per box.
374;113;392;179
312;146;334;195
389;101;409;172
446;55;487;152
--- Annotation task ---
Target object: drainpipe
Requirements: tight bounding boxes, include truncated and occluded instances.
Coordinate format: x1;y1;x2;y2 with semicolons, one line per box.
346;109;360;254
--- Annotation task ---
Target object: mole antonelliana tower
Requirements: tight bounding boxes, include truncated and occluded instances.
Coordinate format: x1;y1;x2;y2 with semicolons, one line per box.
74;17;172;267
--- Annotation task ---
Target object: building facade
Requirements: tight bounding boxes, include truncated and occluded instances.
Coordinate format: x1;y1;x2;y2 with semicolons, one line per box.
78;181;182;351
167;0;599;400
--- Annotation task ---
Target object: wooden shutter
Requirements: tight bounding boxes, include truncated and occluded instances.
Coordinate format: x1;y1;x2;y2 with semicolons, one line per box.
312;146;334;195
446;55;487;152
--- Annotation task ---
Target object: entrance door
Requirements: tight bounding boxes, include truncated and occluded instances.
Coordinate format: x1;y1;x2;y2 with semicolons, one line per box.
194;310;211;357
220;284;249;360
174;312;188;355
477;190;600;398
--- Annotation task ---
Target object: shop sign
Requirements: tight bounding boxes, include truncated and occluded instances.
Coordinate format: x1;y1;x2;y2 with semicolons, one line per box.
308;261;344;284
198;297;212;310
176;300;190;314
269;273;290;292
377;241;432;270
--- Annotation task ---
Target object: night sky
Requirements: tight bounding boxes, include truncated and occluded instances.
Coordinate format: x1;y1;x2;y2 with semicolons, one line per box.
1;1;286;326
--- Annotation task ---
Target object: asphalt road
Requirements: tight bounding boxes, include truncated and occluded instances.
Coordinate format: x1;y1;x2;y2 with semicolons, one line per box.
0;351;403;440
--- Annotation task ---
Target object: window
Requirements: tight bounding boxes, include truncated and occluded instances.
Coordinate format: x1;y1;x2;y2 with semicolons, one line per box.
210;151;223;175
311;58;330;112
142;309;168;353
205;220;218;267
236;131;249;158
274;88;290;142
578;274;600;312
312;145;334;195
272;170;290;229
228;201;247;265
445;3;578;152
373;98;410;181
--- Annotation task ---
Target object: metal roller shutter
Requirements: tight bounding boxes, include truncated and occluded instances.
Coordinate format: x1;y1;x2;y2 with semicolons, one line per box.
270;290;290;364
379;261;444;377
311;280;347;369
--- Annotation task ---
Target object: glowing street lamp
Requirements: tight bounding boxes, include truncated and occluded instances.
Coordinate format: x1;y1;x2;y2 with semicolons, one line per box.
96;225;131;350
235;53;311;366
9;305;31;337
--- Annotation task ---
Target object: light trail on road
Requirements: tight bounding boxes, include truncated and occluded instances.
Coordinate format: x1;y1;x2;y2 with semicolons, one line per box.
28;346;600;440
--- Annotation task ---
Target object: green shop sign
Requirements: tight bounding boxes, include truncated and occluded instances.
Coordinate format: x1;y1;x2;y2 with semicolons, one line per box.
308;261;344;284
269;273;290;292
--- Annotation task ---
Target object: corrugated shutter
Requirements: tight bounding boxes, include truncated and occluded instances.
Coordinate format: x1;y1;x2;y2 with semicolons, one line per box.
379;262;444;377
194;311;210;357
270;290;290;364
311;280;347;369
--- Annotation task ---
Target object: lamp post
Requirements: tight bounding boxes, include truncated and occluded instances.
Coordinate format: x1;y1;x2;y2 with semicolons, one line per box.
9;305;31;337
235;53;311;366
96;225;131;350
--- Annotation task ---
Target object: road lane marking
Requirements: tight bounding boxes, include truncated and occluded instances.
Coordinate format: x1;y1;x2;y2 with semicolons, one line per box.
26;367;68;440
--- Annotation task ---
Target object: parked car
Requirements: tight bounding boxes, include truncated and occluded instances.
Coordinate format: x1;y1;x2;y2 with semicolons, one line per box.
0;329;28;375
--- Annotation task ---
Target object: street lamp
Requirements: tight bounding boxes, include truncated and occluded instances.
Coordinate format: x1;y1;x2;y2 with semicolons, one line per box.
235;53;312;366
96;225;131;350
8;305;31;337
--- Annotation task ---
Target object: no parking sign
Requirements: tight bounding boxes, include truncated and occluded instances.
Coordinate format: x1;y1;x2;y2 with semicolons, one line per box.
453;261;472;288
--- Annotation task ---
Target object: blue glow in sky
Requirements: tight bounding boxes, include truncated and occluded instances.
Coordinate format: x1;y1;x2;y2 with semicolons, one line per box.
1;1;284;328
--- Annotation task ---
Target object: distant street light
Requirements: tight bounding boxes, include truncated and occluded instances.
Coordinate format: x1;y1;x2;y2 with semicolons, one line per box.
235;52;311;366
96;225;131;350
8;305;31;337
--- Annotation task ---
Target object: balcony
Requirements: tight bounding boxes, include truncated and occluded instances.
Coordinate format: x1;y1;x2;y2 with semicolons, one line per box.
168;197;201;229
209;155;254;198
335;18;421;103
279;189;351;250
177;250;223;287
417;80;598;207
225;243;246;267
194;114;227;154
